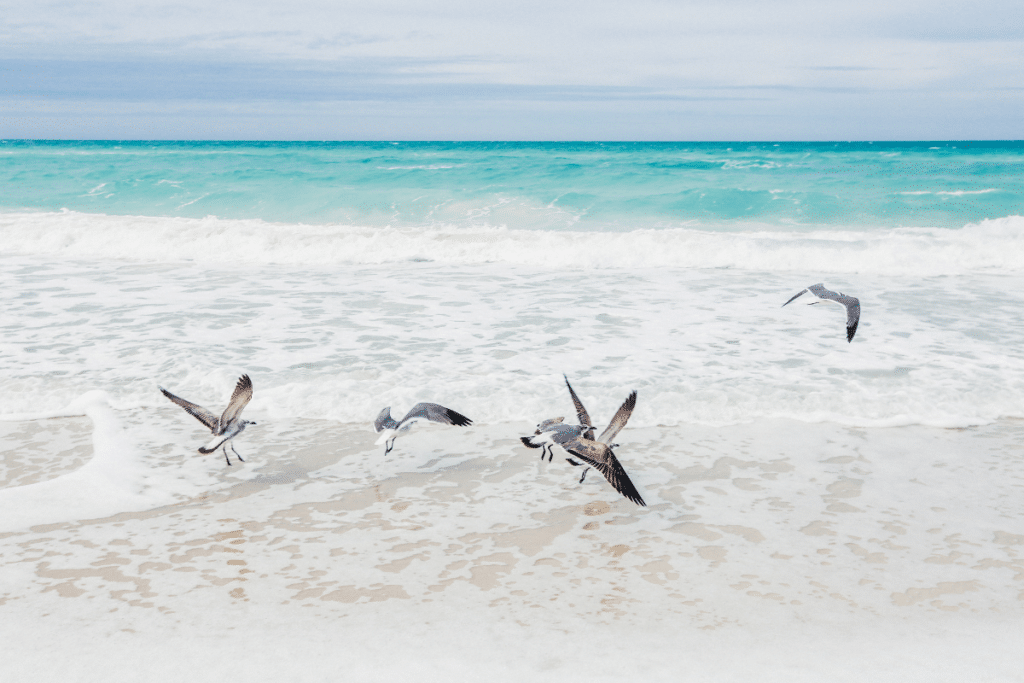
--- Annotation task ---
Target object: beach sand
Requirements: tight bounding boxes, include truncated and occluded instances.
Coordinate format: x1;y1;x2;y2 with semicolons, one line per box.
2;412;1022;681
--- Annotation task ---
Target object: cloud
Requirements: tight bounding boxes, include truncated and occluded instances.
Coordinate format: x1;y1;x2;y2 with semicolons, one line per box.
1;0;1022;138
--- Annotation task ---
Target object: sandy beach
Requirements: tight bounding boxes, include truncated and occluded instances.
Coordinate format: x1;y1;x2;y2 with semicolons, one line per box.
3;409;1023;681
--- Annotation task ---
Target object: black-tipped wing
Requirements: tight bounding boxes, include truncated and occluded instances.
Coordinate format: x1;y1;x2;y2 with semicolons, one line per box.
597;390;637;445
160;387;219;431
400;402;473;428
220;374;253;425
564;440;646;506
786;283;861;342
564;375;595;440
843;297;860;342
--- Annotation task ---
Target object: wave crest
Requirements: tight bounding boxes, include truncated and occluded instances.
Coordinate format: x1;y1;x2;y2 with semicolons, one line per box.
2;210;1023;276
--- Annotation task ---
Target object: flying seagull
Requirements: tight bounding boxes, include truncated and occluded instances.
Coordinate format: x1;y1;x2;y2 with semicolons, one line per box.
520;375;596;462
523;375;645;506
373;403;473;455
159;374;256;466
783;283;861;342
561;390;645;506
520;420;590;463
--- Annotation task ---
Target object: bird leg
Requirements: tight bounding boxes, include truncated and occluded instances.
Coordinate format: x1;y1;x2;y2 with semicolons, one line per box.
222;444;232;466
384;438;395;456
579;467;590;484
231;443;245;462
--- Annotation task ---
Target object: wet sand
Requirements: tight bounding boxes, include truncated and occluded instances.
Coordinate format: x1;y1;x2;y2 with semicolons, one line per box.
1;414;1023;680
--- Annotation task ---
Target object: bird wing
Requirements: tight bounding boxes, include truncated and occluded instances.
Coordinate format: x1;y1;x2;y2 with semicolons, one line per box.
220;374;253;425
782;288;810;307
598;390;637;445
841;296;861;342
374;406;397;433
160;387;219;431
401;402;473;427
807;283;841;301
811;284;861;342
537;417;565;431
564;375;595;439
564;440;646;507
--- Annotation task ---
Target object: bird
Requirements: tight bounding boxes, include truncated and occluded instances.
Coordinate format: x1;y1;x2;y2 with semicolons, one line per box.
520;421;590;463
373;403;472;455
520;375;596;462
523;375;645;506
561;390;645;506
159;374;256;466
783;282;861;342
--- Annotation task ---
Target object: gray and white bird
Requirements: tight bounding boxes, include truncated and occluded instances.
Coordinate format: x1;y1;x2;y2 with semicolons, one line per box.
373;403;473;455
160;374;256;466
783;282;861;342
523;375;645;506
520;375;596;462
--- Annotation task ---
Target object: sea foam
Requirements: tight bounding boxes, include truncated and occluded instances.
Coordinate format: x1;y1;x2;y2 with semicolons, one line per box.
2;210;1024;276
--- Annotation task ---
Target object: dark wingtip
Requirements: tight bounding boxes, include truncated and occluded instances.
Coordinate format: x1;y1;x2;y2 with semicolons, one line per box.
520;436;540;448
447;408;472;427
847;322;858;342
198;446;212;454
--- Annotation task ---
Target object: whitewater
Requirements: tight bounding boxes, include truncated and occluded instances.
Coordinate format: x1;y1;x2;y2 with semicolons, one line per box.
2;141;1023;682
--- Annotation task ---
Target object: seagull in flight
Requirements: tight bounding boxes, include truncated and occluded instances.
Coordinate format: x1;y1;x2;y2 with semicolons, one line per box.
783;283;861;342
160;374;256;466
523;375;645;506
520;375;596;462
373;403;473;455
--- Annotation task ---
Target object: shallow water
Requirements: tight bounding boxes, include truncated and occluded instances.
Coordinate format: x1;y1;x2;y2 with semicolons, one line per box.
2;141;1023;680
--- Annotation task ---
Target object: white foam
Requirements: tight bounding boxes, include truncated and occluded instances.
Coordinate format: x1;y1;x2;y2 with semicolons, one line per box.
1;250;1023;429
0;391;210;531
2;210;1023;275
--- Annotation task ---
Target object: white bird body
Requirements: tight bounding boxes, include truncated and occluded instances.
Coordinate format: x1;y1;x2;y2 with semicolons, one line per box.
373;402;472;454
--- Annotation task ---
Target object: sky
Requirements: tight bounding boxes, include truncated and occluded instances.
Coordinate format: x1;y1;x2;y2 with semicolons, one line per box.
1;0;1022;140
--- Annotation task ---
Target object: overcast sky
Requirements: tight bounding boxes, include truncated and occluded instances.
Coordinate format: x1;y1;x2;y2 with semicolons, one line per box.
2;0;1022;139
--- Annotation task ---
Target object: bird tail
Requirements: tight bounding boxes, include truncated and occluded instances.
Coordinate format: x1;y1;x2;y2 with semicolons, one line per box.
198;435;227;454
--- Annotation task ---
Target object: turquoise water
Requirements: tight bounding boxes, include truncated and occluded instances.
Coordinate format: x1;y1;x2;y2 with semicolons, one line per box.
1;141;1021;230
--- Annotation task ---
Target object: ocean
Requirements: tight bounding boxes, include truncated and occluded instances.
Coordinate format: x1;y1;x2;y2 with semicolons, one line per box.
2;140;1024;681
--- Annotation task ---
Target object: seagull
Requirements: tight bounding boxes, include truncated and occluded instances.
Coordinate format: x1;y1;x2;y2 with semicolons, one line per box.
783;283;861;342
561;389;646;507
159;374;256;466
373;403;473;455
520;421;590;462
520;375;595;462
523;375;645;506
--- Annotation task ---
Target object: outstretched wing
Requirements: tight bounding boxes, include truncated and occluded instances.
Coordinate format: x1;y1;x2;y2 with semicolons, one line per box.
564;440;646;507
401;402;473;427
220;374;253;425
598;390;637;445
782;287;810;307
842;296;861;342
537;417;565;431
564;375;595;439
160;387;219;431
374;406;397;432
